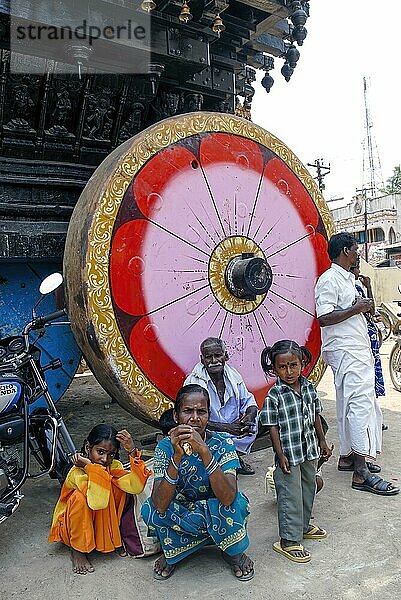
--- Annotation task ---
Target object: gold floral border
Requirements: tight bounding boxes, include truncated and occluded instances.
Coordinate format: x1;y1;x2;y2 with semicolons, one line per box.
85;112;334;419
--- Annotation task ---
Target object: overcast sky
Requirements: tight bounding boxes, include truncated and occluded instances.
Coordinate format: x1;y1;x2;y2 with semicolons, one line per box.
252;0;401;206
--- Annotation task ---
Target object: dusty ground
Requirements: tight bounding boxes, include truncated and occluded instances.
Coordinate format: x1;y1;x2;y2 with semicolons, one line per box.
1;340;400;600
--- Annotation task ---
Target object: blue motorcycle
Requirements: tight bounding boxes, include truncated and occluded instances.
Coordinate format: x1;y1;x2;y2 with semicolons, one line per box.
0;273;76;523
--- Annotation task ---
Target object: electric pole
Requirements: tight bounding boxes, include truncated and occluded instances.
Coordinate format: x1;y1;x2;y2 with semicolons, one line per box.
356;186;374;261
307;158;331;192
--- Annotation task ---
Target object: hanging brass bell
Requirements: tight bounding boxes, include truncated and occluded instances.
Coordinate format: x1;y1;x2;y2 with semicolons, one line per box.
179;2;193;22
141;0;156;11
212;13;225;35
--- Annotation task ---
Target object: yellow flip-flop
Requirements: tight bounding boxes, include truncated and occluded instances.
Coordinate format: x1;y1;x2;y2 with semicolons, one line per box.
303;525;328;539
272;541;311;563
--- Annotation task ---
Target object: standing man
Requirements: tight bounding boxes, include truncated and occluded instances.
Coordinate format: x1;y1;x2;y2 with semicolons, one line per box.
314;232;398;496
185;337;258;475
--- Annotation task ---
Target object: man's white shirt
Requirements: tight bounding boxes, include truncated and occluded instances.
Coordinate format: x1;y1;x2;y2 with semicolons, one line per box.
314;263;371;356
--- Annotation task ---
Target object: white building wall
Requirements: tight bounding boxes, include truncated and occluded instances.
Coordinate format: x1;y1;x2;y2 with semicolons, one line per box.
331;193;400;242
329;193;401;264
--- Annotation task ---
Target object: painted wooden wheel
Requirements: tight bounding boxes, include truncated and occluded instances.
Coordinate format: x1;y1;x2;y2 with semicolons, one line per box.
64;112;335;424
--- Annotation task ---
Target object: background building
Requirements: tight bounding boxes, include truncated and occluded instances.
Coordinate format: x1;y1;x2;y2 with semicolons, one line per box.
330;193;400;265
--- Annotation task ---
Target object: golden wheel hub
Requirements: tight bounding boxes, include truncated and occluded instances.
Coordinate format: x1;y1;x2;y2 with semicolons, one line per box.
208;235;269;314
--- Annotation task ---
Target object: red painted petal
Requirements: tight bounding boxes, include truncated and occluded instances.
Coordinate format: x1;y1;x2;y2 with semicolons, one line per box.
303;318;323;378
129;316;186;401
110;219;147;316
200;132;264;171
264;157;320;230
134;145;198;220
311;231;331;278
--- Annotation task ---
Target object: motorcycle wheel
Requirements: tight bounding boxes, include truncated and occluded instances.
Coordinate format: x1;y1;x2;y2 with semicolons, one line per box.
389;343;401;392
378;310;392;341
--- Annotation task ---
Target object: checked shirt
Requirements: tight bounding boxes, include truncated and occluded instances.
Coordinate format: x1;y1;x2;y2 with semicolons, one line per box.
260;376;322;466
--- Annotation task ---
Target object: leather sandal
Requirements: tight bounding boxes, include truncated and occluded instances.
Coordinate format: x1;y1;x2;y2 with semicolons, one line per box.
352;474;400;496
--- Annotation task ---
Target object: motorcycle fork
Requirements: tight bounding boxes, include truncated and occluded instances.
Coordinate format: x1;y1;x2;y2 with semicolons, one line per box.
30;357;76;457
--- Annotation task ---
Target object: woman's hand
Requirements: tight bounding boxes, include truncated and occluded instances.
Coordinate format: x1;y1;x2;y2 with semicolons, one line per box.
169;425;208;457
169;425;187;458
71;452;91;468
116;429;135;453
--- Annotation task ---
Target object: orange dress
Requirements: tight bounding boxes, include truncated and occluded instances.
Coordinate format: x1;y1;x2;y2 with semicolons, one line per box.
48;452;150;554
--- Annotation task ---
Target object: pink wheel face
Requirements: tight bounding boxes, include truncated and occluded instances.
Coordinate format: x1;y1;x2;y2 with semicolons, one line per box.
109;131;331;408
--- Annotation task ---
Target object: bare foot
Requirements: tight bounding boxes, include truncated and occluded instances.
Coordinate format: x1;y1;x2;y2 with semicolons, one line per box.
153;555;176;580
338;456;353;468
115;546;128;557
71;549;94;575
221;551;254;580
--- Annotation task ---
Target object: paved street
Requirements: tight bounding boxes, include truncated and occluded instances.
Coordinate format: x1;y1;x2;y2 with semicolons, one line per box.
1;340;400;600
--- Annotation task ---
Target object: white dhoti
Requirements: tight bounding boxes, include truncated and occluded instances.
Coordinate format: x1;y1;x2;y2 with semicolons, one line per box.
322;349;382;460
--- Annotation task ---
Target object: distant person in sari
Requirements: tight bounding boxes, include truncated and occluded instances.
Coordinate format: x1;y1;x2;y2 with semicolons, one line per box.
141;384;254;581
350;264;389;433
185;337;258;475
49;424;151;574
350;265;386;396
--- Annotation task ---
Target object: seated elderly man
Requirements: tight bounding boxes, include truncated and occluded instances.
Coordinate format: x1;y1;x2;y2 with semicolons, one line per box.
184;337;258;475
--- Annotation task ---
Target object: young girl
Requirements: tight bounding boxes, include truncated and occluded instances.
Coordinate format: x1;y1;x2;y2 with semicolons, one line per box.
48;424;151;574
260;340;332;563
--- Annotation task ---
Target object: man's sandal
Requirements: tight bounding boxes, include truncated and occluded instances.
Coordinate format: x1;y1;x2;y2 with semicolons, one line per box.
352;474;400;496
272;541;311;563
221;551;255;581
303;525;328;539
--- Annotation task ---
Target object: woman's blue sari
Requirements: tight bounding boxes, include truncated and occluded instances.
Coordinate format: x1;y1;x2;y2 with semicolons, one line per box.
355;283;385;397
141;432;250;564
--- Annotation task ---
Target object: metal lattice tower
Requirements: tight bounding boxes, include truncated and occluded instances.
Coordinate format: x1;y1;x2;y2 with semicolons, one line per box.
362;77;384;197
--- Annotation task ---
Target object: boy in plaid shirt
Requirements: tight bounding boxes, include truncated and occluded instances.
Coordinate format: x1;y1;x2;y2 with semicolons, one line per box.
260;340;332;563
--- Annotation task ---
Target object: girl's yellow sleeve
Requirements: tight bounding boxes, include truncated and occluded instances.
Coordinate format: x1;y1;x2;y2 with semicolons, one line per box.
112;450;151;494
84;463;112;510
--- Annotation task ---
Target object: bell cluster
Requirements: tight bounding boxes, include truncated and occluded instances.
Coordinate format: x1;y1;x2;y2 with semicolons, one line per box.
141;0;310;92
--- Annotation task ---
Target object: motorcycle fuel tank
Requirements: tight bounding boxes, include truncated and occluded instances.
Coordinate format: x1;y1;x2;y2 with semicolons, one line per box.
0;379;22;414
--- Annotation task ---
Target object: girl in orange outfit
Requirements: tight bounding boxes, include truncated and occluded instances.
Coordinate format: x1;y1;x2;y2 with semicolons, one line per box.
48;424;151;574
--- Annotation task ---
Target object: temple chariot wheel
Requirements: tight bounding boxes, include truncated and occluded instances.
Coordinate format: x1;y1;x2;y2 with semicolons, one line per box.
64;112;335;424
